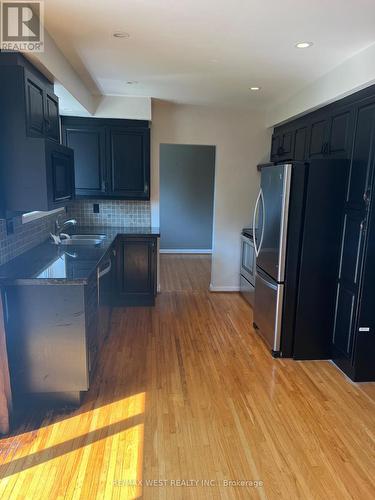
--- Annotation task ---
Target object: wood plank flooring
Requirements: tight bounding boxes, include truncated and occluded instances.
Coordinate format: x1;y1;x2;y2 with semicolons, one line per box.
0;255;374;499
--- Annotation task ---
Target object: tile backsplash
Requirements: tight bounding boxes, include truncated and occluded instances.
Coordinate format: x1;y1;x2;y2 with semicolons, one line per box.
0;212;57;266
67;200;151;227
0;200;151;266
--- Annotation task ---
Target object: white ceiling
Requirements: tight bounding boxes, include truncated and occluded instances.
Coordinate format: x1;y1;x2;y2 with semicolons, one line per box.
45;0;375;110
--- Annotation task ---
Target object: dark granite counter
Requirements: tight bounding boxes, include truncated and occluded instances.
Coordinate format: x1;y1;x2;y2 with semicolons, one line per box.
0;226;160;285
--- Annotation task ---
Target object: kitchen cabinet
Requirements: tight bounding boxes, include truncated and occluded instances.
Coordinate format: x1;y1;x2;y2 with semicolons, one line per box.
25;70;60;142
327;108;354;159
0;53;72;214
308;115;329;158
63;123;107;197
293;126;308;161
332;99;375;379
270;81;375;381
116;236;157;305
109;128;150;199
271;106;354;164
45;92;60;142
25;74;45;138
62;116;150;200
270;134;281;161
3;284;91;406
270;130;294;162
1;244;117;406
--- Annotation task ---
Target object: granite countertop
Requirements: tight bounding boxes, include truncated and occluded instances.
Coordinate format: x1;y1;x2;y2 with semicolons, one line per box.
0;226;160;285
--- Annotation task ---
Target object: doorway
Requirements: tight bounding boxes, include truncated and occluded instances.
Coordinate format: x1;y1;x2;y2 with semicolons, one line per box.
159;144;216;292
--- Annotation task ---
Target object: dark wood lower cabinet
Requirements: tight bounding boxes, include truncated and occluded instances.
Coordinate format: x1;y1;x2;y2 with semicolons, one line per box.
2;235;159;407
115;236;158;306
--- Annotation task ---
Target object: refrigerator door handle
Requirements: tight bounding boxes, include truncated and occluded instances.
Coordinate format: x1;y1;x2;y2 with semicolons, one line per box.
253;189;265;257
258;189;265;255
256;268;278;290
253;190;261;256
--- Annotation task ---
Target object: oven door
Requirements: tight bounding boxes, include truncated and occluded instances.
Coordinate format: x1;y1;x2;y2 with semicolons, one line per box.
240;235;256;285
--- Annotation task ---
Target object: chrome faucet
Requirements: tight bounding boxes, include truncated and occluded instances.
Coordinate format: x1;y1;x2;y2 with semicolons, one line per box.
55;218;77;235
50;217;78;244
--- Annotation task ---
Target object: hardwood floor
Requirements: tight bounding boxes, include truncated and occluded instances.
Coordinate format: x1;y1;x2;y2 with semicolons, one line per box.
160;253;211;292
0;255;374;499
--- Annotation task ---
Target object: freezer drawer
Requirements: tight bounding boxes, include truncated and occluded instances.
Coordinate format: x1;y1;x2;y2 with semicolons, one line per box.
254;268;284;353
240;275;255;307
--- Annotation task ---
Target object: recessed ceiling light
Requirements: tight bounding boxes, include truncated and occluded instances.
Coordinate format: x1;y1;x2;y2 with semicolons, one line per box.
295;41;313;49
250;86;261;91
113;31;130;38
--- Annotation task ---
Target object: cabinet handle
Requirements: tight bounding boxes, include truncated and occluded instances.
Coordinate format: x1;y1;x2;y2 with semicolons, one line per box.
363;190;371;206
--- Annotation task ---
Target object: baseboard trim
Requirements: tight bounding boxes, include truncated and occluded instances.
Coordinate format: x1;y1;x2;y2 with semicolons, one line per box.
160;249;212;254
209;284;240;292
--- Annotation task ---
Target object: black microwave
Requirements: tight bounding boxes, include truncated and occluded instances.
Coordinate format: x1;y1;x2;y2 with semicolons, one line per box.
46;140;75;208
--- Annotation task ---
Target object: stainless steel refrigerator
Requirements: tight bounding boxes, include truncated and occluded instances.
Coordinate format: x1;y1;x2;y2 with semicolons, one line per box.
252;160;349;359
253;163;292;355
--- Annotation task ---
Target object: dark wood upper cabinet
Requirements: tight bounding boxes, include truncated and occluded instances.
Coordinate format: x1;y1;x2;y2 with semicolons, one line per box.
293;126;307;161
24;71;60;142
63;123;107;197
25;75;45;137
270;134;281;161
308;117;329;158
109;128;150;199
270;131;294;162
347;101;375;210
62;117;150;200
45;92;60;142
0;53;73;213
327;108;354;159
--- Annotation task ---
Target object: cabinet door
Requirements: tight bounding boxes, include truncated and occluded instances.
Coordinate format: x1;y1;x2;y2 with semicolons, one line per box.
117;237;157;305
270;134;281;161
333;212;364;360
64;125;107;197
333;100;375;372
45;92;60;142
327;108;354;159
280;130;294;159
294;126;308;161
109;128;150;199
25;76;45;137
308;117;329;158
347;102;375;210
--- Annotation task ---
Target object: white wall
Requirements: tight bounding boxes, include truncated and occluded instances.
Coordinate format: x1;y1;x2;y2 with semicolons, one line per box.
25;31;97;115
268;42;375;126
151;100;271;290
94;96;151;120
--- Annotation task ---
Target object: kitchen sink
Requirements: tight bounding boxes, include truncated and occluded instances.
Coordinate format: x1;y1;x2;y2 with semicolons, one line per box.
70;234;107;240
59;238;103;246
